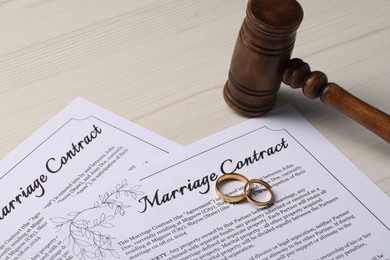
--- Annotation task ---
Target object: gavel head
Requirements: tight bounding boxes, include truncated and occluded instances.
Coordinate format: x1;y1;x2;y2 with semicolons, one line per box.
223;0;304;116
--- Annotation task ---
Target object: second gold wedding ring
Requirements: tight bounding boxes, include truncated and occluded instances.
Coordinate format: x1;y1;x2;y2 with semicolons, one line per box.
244;179;274;207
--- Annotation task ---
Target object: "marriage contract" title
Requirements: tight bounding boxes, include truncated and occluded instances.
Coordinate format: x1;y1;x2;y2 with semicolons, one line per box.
137;138;288;213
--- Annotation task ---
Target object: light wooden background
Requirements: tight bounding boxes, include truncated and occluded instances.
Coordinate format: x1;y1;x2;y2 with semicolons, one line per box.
0;0;389;196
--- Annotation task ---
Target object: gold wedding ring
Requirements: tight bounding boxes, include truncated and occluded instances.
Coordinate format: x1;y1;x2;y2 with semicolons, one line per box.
215;173;274;207
215;173;249;203
244;179;274;207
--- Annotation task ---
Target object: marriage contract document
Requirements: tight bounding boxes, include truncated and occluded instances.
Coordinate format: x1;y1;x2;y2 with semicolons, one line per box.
0;98;180;259
45;105;390;260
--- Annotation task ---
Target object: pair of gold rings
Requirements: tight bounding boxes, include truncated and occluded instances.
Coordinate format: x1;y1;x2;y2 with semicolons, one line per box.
215;173;274;207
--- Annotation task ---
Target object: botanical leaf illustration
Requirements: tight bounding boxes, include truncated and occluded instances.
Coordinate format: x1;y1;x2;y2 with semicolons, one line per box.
50;180;143;259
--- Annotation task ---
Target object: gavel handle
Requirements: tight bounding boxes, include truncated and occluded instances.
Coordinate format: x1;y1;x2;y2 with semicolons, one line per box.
283;58;390;143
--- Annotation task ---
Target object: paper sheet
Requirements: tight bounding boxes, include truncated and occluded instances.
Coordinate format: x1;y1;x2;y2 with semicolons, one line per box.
44;105;390;260
0;97;180;259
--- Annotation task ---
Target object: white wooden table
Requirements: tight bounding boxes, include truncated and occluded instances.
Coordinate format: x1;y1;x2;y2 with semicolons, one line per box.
0;0;389;196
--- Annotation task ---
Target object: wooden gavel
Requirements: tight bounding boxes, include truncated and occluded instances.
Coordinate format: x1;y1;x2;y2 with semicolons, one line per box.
223;0;390;143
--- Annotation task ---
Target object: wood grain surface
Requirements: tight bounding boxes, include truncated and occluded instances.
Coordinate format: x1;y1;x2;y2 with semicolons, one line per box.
0;0;389;195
